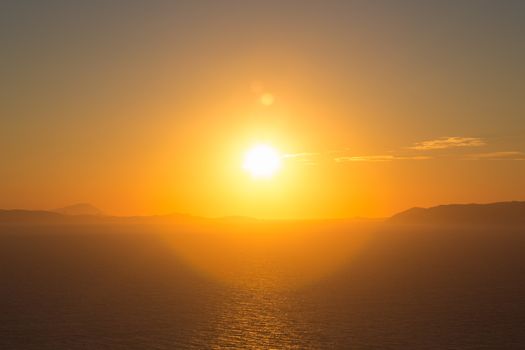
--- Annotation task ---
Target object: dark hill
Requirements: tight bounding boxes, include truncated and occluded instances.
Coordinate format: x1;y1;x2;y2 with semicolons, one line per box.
52;203;104;216
0;209;199;226
388;201;525;227
0;210;65;224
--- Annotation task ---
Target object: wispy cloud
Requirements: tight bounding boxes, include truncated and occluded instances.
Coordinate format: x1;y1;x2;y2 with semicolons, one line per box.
334;155;432;162
409;137;486;150
465;151;525;161
282;152;319;159
282;152;320;165
288;136;522;164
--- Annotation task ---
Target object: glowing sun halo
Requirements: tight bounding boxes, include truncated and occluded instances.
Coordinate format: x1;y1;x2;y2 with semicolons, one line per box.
242;144;282;179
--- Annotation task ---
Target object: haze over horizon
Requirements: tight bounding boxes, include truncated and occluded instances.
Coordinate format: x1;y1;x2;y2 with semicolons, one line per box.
4;200;525;222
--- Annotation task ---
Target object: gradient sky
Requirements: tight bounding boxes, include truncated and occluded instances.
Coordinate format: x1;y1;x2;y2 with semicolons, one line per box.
1;0;525;218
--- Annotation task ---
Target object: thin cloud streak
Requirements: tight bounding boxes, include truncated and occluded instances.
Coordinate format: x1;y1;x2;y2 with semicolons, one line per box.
334;155;432;162
288;138;522;164
283;152;321;165
465;151;525;161
409;137;486;150
282;152;319;159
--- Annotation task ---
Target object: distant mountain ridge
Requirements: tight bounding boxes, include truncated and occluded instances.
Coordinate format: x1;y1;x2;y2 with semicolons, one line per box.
52;203;104;216
1;201;525;227
0;210;65;224
388;201;525;226
0;209;198;225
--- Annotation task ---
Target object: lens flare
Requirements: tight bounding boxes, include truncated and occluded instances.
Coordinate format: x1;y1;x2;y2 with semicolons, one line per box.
260;93;275;106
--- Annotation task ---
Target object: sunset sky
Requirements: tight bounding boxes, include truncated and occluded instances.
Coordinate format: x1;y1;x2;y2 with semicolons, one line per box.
1;0;524;218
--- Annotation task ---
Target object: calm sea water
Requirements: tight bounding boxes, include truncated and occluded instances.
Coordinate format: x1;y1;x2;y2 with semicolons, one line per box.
1;224;524;349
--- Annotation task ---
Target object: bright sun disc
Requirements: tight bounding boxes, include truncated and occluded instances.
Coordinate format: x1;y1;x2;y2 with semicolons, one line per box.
242;144;282;179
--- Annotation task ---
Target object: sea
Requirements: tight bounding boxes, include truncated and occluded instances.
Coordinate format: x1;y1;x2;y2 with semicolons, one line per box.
1;223;524;349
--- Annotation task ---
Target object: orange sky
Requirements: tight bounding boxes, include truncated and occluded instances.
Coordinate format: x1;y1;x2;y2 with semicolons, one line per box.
1;1;525;218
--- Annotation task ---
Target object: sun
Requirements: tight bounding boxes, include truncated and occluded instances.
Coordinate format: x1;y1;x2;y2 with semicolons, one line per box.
242;144;282;179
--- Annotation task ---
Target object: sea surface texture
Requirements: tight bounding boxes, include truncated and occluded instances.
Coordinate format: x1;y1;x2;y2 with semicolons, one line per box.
1;224;524;349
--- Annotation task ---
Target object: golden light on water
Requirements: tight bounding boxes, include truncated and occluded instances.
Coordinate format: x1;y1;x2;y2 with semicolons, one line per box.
162;223;372;290
242;144;282;179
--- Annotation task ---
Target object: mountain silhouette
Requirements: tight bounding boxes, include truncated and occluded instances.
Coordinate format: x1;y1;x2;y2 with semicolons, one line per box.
388;201;525;226
52;203;104;216
0;210;65;224
0;209;198;225
1;201;525;227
